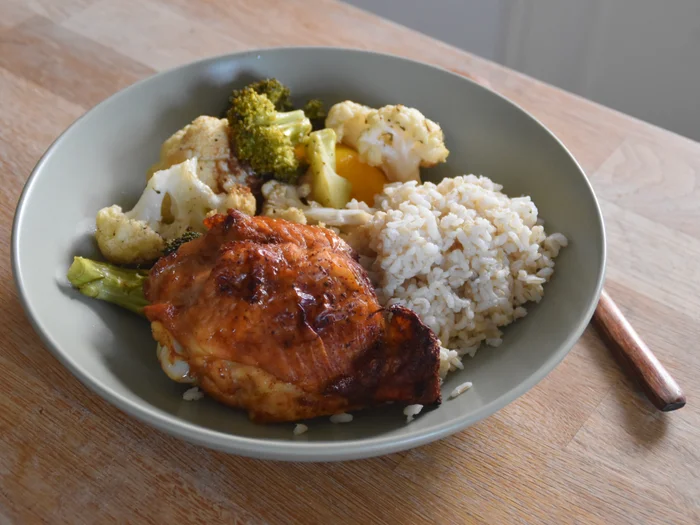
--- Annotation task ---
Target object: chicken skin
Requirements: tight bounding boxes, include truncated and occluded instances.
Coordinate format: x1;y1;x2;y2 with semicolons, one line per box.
143;209;441;422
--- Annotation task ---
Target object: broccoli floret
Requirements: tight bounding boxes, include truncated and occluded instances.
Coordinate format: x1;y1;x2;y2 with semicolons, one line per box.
227;88;312;184
163;230;202;256
66;257;149;316
230;78;293;111
303;99;326;121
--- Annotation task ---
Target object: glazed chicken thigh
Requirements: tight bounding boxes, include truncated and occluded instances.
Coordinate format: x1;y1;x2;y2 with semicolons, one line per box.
143;209;441;422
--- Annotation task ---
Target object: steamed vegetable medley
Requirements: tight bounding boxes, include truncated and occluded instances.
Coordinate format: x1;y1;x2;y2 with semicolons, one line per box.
94;78;450;266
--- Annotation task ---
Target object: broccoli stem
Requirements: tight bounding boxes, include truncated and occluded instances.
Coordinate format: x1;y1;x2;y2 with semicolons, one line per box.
66;257;149;316
307;128;352;208
308;127;337;166
270;109;312;144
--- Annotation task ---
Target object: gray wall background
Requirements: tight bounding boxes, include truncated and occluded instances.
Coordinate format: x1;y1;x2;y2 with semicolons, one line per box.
344;0;700;142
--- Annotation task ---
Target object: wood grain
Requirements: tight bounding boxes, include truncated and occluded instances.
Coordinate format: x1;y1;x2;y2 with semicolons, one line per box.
0;16;155;108
1;0;699;523
593;289;685;411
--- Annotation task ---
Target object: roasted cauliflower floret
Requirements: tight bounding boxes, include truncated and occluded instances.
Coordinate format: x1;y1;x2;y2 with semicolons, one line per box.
359;105;449;182
261;179;309;224
325;101;372;149
95;206;165;265
223;184;257;217
96;158;255;264
147;116;250;192
326;102;449;183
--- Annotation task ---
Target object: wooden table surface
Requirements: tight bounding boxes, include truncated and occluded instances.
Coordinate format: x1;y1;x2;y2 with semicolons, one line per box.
1;1;699;523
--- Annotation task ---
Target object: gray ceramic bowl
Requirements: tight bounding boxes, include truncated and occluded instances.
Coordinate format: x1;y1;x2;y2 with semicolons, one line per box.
12;47;605;461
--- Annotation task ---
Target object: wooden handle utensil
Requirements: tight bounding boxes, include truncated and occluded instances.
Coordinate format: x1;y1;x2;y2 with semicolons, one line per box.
592;288;686;411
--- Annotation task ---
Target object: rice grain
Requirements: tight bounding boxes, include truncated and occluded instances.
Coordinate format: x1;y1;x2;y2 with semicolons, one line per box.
182;386;203;401
293;424;309;435
449;381;473;399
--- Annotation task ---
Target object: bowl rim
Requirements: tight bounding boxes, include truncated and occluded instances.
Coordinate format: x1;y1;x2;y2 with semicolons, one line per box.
11;46;607;462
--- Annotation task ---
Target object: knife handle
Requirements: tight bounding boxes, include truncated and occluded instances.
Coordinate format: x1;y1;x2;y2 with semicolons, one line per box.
592;288;686;411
